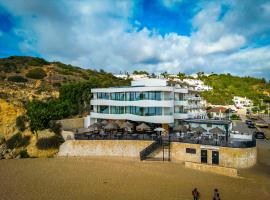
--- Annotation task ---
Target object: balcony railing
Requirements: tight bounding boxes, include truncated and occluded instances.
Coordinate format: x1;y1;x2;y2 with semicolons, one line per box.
183;96;202;101
74;132;256;148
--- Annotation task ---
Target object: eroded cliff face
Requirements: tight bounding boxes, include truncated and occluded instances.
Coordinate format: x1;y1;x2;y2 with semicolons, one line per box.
0;99;25;138
0;99;60;159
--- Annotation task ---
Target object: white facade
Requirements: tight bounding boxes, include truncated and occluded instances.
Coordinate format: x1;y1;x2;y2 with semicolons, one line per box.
183;78;213;91
233;96;253;108
86;79;206;127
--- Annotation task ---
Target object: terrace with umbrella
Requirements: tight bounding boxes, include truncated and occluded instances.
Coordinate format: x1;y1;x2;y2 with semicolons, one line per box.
209;127;225;144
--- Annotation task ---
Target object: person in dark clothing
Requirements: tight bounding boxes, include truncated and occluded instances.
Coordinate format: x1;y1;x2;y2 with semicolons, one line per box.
192;188;200;200
213;188;220;200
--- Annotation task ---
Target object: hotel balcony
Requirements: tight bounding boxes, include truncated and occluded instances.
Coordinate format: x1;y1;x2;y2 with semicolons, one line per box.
187;111;206;118
184;104;204;109
91;99;174;108
173;113;189;119
183;96;202;101
90;112;174;124
174;100;189;107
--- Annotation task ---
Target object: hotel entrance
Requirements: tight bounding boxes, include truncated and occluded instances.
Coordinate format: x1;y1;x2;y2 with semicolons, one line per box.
212;151;219;165
201;149;207;164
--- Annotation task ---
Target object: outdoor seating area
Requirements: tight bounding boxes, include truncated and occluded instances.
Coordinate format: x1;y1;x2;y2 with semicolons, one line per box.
75;120;165;141
74;121;256;148
171;125;230;146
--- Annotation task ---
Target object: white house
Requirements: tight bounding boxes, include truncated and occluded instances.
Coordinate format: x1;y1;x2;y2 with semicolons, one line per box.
233;96;253;108
183;79;213;91
85;79;206;128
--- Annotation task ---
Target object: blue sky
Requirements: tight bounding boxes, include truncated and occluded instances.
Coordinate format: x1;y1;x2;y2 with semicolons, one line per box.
0;0;270;79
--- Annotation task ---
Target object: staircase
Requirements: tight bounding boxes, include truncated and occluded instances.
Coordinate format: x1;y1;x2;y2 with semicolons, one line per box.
140;136;171;161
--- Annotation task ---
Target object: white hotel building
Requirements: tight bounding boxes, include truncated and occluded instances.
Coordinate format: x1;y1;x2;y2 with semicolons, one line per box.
85;79;206;129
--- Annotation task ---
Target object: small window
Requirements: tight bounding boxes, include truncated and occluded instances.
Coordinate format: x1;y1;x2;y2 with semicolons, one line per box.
207;124;212;127
186;148;196;154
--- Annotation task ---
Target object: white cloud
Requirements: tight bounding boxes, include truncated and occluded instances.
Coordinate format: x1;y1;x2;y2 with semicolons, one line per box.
1;0;270;79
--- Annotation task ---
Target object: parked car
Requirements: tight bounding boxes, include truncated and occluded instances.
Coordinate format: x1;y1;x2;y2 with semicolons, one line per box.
254;131;265;139
245;119;253;125
248;123;255;128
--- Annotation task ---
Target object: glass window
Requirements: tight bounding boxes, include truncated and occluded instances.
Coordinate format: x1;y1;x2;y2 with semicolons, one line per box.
143;92;148;100
155;92;161;100
148;92;154;100
110;93;125;101
155;107;162;115
97;93;109;99
125;92;129;101
135;92;140;100
99;106;109;113
130;92;135;101
110;106;125;114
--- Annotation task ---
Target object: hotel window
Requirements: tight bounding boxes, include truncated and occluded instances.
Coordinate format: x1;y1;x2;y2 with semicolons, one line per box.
143;92;149;100
110;106;125;114
135;92;141;100
98;106;109;114
155;107;162;115
155;92;162;100
97;93;109;99
111;92;125;101
148;92;155;100
128;92;135;101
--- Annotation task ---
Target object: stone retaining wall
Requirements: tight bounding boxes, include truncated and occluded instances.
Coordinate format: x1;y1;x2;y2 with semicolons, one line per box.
171;142;257;168
58;140;257;169
58;140;152;157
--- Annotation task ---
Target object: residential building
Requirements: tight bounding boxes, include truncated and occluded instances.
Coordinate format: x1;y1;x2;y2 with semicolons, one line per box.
183;78;213;91
85;78;206;129
114;73;148;80
207;106;228;119
233;96;253;108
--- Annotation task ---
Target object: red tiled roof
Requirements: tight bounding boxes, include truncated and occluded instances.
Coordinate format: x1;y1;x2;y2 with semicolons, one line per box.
207;106;227;113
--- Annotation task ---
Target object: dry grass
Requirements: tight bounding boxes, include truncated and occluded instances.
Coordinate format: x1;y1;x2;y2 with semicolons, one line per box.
26;130;59;158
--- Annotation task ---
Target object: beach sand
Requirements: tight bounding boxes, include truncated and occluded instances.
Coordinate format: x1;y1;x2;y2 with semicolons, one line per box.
0;153;269;200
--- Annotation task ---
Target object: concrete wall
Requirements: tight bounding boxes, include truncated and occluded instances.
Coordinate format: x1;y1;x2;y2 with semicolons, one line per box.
58;140;256;169
57;118;84;130
171;142;256;168
61;131;74;141
58;140;152;157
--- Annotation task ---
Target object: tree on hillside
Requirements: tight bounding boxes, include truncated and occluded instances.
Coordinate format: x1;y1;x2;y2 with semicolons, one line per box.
133;70;149;75
177;72;186;80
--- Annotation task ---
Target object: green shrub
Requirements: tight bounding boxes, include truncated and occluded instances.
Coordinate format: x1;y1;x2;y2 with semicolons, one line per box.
231;114;240;120
36;135;64;150
16;115;27;132
7;75;28;82
26;68;47;79
6;133;30;149
20;149;30;158
26;58;49;66
0;63;17;73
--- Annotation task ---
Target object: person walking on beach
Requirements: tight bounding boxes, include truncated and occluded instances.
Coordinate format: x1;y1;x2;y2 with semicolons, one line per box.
192;188;200;200
213;188;220;200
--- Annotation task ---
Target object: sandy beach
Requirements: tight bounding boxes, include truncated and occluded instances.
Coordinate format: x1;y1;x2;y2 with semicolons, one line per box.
0;154;269;200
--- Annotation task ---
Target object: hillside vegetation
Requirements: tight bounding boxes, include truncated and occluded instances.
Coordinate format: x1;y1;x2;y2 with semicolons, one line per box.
198;74;270;109
0;56;130;158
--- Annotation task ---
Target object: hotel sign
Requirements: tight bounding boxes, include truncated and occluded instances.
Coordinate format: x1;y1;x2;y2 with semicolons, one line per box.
200;145;220;150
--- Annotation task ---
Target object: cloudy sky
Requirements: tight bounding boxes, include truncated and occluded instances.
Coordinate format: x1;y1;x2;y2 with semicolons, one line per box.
0;0;270;79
